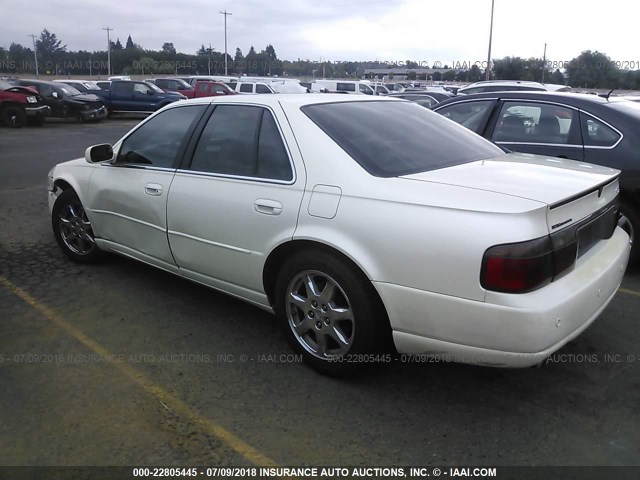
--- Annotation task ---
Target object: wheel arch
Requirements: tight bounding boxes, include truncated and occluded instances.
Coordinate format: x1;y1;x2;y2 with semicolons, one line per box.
263;239;381;308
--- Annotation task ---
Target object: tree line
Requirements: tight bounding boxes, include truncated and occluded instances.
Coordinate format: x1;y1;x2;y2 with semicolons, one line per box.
1;30;639;89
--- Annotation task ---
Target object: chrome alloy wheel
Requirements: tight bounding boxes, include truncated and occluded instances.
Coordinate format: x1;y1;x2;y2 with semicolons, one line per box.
58;201;96;255
285;270;355;359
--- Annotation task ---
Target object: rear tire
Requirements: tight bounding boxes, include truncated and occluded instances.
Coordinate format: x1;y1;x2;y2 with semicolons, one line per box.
52;189;104;263
274;249;391;375
2;106;26;128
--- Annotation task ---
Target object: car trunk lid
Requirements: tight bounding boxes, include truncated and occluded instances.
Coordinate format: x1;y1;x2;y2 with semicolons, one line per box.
400;152;620;232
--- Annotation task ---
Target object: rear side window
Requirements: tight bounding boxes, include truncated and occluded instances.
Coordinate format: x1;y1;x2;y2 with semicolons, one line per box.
436;100;494;133
112;82;133;95
190;106;292;181
493;102;578;144
239;83;253;93
155;79;168;89
581;114;621;147
337;83;356;92
302;101;504;177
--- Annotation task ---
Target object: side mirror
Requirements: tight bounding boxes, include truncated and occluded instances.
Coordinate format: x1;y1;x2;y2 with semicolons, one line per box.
52;92;59;98
147;90;154;95
85;144;114;163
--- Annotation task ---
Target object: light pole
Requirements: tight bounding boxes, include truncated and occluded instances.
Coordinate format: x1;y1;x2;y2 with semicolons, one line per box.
220;10;232;75
28;34;39;76
103;27;113;76
485;0;495;80
541;43;547;83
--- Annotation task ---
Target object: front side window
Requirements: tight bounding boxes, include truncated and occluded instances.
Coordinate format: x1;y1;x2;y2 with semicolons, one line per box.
117;105;207;168
256;84;272;94
436;100;494;133
133;83;151;95
493;102;577;144
359;84;373;95
189;105;292;181
303;101;504;177
581;114;620;147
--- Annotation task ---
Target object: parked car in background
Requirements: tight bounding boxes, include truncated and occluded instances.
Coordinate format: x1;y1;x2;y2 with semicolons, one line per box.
231;81;275;94
311;80;375;95
184;75;239;87
191;80;237;98
457;80;571;95
371;84;390;95
0;79;50;127
96;81;111;90
146;78;196;99
54;79;103;94
17;79;106;122
387;91;451;108
433;91;640;262
93;80;185;114
48;94;629;375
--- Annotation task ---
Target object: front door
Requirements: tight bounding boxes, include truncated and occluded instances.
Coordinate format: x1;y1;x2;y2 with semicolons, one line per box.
86;104;208;272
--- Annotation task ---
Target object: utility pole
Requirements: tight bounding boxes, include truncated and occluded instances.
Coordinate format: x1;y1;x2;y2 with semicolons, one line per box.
103;27;113;76
541;43;547;83
28;34;39;76
220;10;232;75
485;0;495;80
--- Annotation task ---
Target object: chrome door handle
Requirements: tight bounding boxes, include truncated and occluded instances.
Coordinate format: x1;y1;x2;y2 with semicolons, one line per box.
254;199;282;215
144;183;163;196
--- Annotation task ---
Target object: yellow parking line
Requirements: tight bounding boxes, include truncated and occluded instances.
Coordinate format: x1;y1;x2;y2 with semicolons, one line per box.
0;274;277;467
620;288;640;298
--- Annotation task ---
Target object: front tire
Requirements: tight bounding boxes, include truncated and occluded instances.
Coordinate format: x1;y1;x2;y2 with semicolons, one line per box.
52;189;104;263
2;106;26;128
275;250;391;375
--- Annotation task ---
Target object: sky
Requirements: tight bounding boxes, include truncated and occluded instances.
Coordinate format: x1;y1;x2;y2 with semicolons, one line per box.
2;0;638;67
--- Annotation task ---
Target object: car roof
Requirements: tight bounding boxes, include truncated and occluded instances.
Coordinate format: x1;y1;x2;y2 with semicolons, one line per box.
435;90;623;108
167;93;400;109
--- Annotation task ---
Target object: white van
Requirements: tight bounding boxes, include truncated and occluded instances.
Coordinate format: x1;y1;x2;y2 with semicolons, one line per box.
231;81;275;94
311;80;375;95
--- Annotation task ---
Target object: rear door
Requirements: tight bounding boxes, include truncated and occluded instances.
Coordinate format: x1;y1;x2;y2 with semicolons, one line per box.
166;103;305;304
86;104;208;272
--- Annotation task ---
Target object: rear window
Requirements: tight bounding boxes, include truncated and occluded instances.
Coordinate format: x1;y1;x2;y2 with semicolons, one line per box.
302;101;504;177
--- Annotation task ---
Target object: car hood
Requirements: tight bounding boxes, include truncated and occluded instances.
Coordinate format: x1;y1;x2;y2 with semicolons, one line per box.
70;94;102;102
400;152;619;206
4;86;38;95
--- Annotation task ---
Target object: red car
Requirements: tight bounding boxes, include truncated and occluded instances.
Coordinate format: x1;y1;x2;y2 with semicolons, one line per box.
146;78;196;98
192;80;237;98
0;80;51;128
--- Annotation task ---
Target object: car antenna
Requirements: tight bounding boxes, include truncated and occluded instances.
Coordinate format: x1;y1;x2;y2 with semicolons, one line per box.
604;88;615;101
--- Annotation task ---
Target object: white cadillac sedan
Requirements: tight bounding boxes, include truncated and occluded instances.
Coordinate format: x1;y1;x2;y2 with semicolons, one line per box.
48;94;631;374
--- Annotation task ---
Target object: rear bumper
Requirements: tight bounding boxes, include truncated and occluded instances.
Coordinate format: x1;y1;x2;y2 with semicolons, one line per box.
377;227;631;367
25;105;51;117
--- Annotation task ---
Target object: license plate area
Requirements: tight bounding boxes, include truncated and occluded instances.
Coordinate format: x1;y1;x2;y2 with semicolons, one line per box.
577;205;618;258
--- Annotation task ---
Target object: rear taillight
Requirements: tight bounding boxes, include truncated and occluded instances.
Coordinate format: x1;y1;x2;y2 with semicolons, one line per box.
481;202;617;294
481;235;577;294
